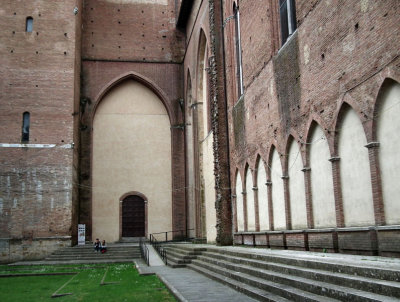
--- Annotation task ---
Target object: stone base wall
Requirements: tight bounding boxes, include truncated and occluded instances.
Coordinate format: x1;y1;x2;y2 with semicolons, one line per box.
234;225;400;258
0;237;71;264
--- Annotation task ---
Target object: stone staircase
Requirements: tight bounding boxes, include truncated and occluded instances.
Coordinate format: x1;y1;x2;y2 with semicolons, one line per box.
44;243;141;263
163;244;400;301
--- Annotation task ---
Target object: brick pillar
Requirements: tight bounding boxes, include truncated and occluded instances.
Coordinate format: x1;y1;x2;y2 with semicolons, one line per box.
302;167;314;229
171;127;187;234
282;175;291;230
253;186;260;231
208;0;232;245
266;180;274;230
365;142;385;225
232;194;238;233
242;190;248;231
329;157;344;228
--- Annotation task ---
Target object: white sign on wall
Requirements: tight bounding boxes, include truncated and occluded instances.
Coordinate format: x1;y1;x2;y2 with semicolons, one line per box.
78;224;86;245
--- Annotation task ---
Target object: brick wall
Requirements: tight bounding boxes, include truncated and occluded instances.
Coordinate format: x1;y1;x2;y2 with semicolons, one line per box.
224;0;400;255
0;0;81;261
82;0;185;62
79;0;186;239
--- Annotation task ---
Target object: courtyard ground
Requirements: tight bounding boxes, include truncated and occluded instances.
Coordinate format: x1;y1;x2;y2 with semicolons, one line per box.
0;263;176;302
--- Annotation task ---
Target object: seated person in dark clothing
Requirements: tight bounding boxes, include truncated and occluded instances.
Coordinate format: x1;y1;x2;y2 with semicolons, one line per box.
94;238;101;252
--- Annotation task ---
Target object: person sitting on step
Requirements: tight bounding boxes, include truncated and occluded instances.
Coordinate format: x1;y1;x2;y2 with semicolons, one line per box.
94;238;101;252
101;240;107;254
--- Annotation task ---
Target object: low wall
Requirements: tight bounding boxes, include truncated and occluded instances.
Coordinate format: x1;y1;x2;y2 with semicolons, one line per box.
234;225;400;258
0;236;71;263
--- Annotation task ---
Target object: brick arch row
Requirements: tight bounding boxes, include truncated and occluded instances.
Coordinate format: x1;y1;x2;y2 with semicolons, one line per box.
232;77;400;233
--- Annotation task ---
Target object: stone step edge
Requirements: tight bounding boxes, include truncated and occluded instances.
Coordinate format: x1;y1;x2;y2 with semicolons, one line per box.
192;259;399;302
188;263;299;302
166;254;192;264
197;251;400;296
177;246;400;282
164;249;197;260
166;259;186;268
164;246;203;255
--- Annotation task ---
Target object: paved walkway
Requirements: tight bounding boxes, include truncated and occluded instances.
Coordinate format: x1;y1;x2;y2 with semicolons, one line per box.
136;244;256;302
135;259;257;302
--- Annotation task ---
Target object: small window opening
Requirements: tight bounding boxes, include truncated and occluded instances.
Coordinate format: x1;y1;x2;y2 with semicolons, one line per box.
22;112;30;143
26;17;33;32
279;0;297;45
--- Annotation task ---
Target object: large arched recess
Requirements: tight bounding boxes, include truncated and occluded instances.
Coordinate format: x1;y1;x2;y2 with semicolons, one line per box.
90;73;179;242
195;29;217;242
375;79;400;225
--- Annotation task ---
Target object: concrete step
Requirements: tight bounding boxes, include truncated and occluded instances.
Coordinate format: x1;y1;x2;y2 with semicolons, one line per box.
188;263;291;302
163;248;198;260
164;246;204;256
192;257;400;302
165;259;186;268
52;250;138;256
165;244;207;253
44;244;141;263
203;247;400;282
46;255;140;261
165;253;192;265
199;251;400;298
188;262;339;302
166;244;400;301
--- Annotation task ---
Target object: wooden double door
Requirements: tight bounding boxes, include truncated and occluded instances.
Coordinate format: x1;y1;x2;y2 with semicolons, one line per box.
122;195;145;237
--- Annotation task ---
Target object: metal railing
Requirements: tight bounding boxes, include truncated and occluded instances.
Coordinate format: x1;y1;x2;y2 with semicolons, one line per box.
150;235;167;265
149;228;195;265
150;228;195;243
139;238;149;266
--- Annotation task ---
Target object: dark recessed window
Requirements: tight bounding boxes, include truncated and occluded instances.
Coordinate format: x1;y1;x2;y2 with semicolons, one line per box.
234;3;244;97
279;0;297;45
26;17;33;32
22;112;30;143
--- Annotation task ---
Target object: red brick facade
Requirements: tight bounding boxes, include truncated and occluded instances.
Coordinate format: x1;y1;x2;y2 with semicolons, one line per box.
1;0;399;262
224;0;400;256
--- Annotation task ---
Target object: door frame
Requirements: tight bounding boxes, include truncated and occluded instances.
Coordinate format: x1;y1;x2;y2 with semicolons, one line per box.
119;191;148;239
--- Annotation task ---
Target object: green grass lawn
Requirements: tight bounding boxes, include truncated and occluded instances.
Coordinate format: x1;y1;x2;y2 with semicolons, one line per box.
0;263;176;302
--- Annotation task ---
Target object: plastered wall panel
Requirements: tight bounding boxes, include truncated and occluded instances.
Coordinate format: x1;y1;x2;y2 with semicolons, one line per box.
203;133;217;242
246;168;256;231
257;162;269;230
92;79;172;242
236;173;244;231
288;140;307;229
339;108;374;226
310;126;336;228
271;149;286;230
378;81;400;225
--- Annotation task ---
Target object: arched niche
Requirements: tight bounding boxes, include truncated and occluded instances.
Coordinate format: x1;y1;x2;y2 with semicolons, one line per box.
376;79;400;225
309;123;336;228
287;138;307;229
338;105;374;226
245;167;255;231
236;172;244;231
256;159;269;230
92;79;172;242
270;148;286;230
